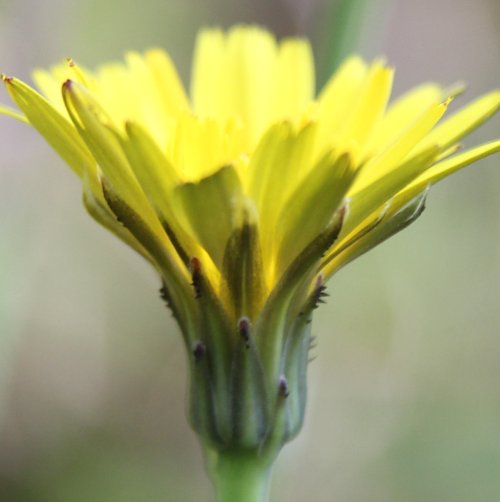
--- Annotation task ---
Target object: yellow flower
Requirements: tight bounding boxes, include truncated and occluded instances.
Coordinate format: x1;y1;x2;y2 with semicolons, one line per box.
2;27;499;316
1;25;499;460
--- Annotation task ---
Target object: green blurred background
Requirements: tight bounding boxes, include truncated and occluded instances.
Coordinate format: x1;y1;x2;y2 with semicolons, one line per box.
0;0;499;500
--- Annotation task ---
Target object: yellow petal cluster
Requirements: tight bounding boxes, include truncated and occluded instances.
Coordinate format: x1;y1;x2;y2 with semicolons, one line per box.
2;25;499;320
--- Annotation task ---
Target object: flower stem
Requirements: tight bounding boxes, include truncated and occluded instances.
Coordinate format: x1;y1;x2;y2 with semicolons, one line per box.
208;450;274;502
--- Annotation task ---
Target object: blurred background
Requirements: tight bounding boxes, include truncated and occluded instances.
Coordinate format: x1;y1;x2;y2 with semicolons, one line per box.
0;0;499;500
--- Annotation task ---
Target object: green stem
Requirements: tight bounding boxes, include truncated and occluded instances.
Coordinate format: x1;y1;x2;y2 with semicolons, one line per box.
208;450;274;502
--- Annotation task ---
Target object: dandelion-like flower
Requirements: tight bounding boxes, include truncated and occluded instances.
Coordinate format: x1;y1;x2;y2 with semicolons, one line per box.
2;25;499;501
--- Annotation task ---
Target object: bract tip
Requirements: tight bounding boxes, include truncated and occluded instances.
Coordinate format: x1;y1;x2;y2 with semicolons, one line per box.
191;257;201;274
192;341;206;362
315;272;324;290
279;375;290;398
238;317;251;347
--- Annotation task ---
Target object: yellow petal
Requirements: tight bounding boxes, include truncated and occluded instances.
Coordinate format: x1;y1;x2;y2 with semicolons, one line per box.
62;80;146;208
246;122;319;273
0;103;28;123
191;28;226;118
174;165;245;267
369;83;443;150
145;48;190;117
406;140;500;193
352;98;450;191
3;76;93;178
414;90;500;153
93;62;135;128
337;60;394;154
31;68;67;114
167;112;230;180
316;56;367;152
123;51;181;146
224;26;278;149
121;121;180;219
272;38;315;121
342;145;440;238
275;150;356;280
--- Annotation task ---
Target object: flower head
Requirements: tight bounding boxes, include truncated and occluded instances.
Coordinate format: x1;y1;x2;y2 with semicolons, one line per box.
2;25;499;453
